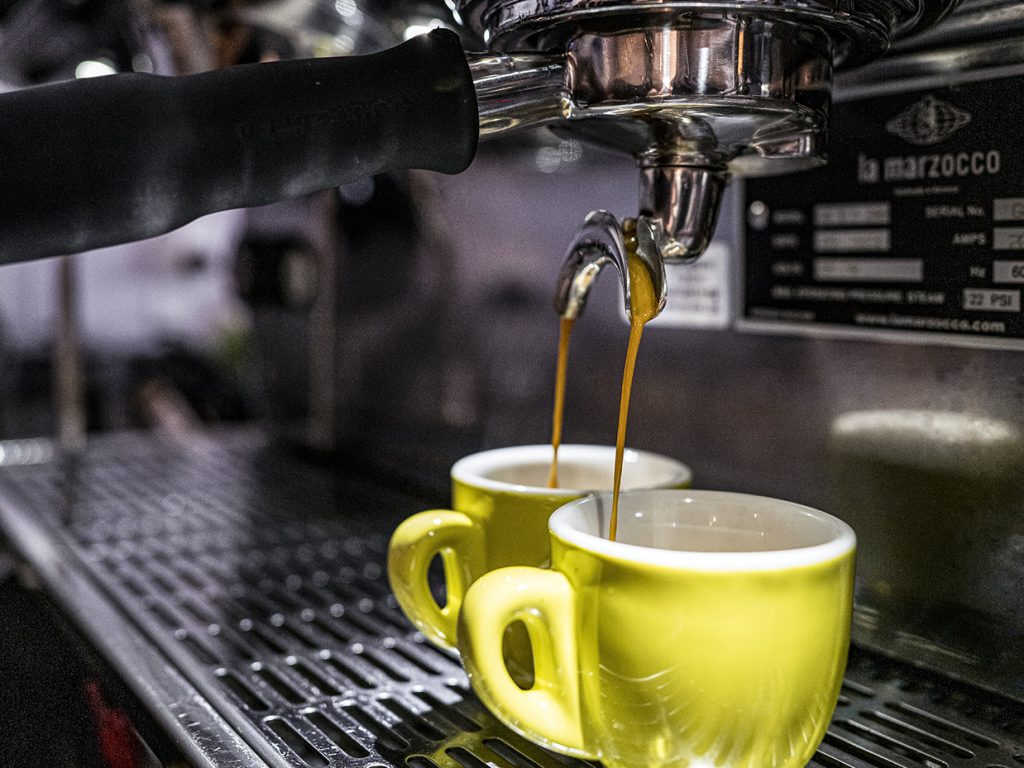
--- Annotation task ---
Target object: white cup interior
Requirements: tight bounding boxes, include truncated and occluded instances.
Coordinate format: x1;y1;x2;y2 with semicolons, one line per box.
452;445;691;496
553;489;856;570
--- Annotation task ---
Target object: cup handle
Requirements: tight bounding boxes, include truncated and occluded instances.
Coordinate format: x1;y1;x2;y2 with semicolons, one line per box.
387;510;484;647
459;566;588;756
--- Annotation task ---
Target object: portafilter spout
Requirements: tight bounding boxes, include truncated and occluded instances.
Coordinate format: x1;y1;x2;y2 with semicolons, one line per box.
553;211;667;322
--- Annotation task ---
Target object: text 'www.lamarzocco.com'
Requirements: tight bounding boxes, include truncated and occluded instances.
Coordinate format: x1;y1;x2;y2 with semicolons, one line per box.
854;312;1007;335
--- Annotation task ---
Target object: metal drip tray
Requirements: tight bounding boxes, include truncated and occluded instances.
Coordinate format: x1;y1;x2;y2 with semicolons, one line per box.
0;431;1020;768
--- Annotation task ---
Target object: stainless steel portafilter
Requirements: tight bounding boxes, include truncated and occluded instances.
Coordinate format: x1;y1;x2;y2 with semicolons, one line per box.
462;0;958;320
0;0;958;282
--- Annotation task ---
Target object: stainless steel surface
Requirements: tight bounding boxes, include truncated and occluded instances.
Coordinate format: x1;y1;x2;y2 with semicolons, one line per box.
557;21;833;263
639;165;726;262
458;0;956;59
559;24;829;174
888;0;1024;52
470;53;566;137
0;443;267;768
0;431;1021;768
836;0;1024;97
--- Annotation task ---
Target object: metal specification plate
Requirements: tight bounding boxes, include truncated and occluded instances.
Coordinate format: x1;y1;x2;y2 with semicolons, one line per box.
741;74;1024;348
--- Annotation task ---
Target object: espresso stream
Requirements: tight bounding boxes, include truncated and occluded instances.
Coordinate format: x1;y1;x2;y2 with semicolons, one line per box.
547;316;575;489
548;220;659;541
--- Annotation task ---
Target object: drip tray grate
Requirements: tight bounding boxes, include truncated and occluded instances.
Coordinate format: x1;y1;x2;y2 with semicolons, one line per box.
0;431;1020;768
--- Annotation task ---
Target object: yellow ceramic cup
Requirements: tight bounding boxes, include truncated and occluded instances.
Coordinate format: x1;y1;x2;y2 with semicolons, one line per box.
458;489;856;768
387;445;691;648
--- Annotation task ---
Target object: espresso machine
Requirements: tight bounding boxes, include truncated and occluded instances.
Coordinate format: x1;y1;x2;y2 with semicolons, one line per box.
0;0;1022;767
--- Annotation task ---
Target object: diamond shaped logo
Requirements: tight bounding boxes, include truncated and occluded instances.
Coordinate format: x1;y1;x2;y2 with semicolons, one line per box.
885;95;972;146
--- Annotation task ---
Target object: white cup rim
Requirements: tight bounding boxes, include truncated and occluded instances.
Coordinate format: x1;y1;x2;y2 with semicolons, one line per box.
551;489;856;571
451;444;692;497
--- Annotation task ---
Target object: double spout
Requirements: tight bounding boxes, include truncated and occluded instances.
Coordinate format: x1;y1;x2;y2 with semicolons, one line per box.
549;166;725;324
553;212;668;323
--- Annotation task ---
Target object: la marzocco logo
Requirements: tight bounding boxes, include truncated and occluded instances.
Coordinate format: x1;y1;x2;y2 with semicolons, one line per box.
857;95;997;184
885;95;972;145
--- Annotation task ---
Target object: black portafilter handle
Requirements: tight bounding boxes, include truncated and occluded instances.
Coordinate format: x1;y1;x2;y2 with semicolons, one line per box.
0;29;479;264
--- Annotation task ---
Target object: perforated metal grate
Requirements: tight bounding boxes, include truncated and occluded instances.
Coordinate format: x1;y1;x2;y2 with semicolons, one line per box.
0;431;1020;768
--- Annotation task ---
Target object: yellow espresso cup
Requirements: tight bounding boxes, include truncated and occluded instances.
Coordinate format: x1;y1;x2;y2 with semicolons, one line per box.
458;489;856;768
387;445;691;648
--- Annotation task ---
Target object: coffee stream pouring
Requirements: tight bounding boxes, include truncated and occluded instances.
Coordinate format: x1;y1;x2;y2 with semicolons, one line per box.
0;0;958;297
